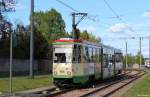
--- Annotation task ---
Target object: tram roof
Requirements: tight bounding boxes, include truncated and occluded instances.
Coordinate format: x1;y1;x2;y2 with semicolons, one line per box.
53;38;102;46
53;38;121;52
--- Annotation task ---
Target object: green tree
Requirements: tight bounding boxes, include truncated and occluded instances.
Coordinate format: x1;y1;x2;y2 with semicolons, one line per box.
13;24;50;59
13;24;30;59
123;53;145;67
34;8;68;42
34;28;49;59
80;30;101;43
33;8;69;59
0;14;12;58
135;52;145;65
123;54;135;67
80;30;89;40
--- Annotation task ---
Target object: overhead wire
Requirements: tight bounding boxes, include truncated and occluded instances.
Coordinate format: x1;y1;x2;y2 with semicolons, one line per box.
55;0;142;37
55;0;79;12
55;0;146;36
103;0;138;33
55;0;112;27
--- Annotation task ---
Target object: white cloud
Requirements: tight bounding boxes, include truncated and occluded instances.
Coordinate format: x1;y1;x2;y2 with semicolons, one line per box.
143;10;150;17
108;23;130;33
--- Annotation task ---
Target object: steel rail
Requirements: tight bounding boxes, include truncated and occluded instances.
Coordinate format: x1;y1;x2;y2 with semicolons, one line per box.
79;70;145;97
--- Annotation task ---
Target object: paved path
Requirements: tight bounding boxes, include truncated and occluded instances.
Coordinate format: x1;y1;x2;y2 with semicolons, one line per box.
16;86;55;95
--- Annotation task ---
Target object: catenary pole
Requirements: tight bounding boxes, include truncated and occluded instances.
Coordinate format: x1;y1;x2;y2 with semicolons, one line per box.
139;37;142;69
125;41;128;69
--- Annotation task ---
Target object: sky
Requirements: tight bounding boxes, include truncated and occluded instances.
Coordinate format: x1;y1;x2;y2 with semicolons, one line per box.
6;0;150;57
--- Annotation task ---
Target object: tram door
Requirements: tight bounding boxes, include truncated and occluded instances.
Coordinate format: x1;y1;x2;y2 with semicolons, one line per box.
102;47;114;78
103;47;108;79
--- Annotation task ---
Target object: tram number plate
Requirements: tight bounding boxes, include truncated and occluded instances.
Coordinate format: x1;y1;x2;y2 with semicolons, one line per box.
60;70;65;73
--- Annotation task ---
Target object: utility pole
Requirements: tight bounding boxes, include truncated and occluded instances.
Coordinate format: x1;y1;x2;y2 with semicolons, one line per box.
72;13;75;39
72;12;87;39
30;0;34;78
125;41;128;69
0;0;16;96
9;27;13;96
139;37;142;69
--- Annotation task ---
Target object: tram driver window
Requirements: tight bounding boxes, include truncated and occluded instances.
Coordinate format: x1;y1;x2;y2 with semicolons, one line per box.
85;47;90;62
115;53;122;62
109;55;113;63
54;53;66;63
72;45;77;62
72;45;82;63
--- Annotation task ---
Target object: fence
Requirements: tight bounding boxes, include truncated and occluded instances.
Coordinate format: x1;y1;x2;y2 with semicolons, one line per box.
0;59;52;76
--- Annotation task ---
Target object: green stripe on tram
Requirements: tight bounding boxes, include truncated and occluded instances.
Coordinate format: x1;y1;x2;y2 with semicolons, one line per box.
53;75;89;84
53;75;72;78
73;75;89;84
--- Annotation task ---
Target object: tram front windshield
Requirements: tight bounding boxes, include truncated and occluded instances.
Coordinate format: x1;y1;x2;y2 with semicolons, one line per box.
54;53;66;63
53;47;72;63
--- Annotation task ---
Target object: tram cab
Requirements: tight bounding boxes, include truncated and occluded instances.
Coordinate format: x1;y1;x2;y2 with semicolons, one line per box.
53;39;73;77
52;38;97;85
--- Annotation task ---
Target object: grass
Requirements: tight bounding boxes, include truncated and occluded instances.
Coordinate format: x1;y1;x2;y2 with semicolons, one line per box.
0;75;53;94
122;71;150;97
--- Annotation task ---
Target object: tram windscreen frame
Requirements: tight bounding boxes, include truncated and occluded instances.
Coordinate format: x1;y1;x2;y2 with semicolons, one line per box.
54;53;66;63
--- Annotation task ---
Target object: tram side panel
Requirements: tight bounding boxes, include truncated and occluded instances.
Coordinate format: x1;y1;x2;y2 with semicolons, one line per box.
72;44;95;84
84;47;102;80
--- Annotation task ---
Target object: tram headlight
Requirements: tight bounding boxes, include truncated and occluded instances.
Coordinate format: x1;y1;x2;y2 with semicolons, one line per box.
53;71;57;75
67;71;71;75
53;67;56;70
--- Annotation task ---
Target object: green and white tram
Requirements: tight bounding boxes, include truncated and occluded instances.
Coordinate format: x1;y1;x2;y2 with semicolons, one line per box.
52;38;123;87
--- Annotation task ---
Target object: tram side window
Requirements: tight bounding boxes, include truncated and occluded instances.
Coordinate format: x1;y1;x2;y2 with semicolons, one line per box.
78;45;82;63
89;48;93;62
95;48;99;63
54;53;66;63
72;45;77;63
109;54;113;63
103;54;109;68
99;48;102;62
83;47;86;63
72;44;82;63
85;47;90;62
93;48;96;62
115;53;122;62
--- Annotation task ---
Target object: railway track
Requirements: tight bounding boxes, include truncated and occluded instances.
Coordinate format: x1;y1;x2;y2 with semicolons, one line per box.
53;70;145;97
44;70;132;97
79;70;145;97
18;70;144;97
